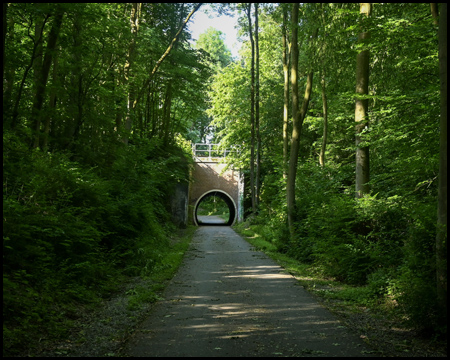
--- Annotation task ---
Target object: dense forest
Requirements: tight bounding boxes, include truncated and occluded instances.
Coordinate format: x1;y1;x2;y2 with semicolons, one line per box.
3;3;447;355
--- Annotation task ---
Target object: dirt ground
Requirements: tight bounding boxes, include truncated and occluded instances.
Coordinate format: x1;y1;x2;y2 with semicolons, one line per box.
123;226;375;357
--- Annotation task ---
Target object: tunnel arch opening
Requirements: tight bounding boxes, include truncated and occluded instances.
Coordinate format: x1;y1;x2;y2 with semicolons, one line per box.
194;189;236;226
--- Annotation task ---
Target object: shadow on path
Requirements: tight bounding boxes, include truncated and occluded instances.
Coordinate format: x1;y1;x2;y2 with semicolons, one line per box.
124;226;375;357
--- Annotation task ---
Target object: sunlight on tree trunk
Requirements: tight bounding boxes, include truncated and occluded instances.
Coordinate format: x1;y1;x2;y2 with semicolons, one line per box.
246;3;257;213
282;7;290;178
355;3;372;198
287;4;316;240
319;72;328;167
255;2;261;209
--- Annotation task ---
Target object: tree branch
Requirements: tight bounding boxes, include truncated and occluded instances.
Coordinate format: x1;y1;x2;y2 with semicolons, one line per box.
134;3;202;109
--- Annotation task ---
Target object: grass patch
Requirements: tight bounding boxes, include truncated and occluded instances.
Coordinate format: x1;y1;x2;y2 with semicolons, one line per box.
125;226;196;311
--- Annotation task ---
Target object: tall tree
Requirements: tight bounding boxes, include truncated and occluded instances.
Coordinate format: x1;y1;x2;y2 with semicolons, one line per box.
195;27;232;70
62;7;84;150
318;4;328;168
30;6;64;148
246;3;257;213
134;3;202;109
354;3;372;197
282;6;290;177
286;4;316;239
123;3;142;145
255;2;261;208
435;2;447;323
319;72;328;167
2;3;6;81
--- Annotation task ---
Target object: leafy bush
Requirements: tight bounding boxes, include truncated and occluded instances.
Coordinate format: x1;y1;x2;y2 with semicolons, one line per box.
252;157;443;334
393;200;442;332
3;133;191;355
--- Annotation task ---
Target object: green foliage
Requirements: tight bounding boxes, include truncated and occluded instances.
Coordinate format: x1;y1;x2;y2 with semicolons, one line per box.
239;159;441;330
394;200;442;332
195;27;232;70
3;2;446;352
216;3;444;336
126;286;163;311
197;195;229;216
3;130;191;355
3;3;213;354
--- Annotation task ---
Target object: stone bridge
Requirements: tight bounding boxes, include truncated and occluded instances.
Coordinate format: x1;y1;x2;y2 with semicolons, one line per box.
189;144;243;226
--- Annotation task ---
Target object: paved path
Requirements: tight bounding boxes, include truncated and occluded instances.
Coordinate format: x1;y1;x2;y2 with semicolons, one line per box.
197;214;227;224
124;226;373;357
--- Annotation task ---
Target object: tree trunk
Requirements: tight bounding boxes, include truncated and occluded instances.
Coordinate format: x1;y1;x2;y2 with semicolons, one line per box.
3;5;15;126
63;11;83;150
436;2;447;324
162;82;173;146
42;54;58;152
355;3;372;198
430;3;439;26
134;3;202;109
123;3;141;145
319;72;328;167
31;14;44;147
255;2;261;209
30;8;64;149
246;3;256;214
2;2;6;82
113;64;124;134
287;3;300;240
282;7;290;178
287;4;315;240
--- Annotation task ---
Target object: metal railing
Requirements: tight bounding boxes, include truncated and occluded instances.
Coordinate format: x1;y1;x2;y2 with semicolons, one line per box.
192;143;231;159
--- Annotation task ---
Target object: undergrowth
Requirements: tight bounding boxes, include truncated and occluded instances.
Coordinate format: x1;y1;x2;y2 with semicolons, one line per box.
234;220;447;356
3;135;193;356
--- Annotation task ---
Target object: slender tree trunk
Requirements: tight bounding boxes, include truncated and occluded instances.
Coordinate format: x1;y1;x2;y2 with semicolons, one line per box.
430;3;439;25
246;3;256;213
287;3;300;239
135;3;202;109
10;14;49;129
150;84;158;138
282;8;290;178
30;9;64;149
286;4;316;240
355;3;372;198
255;2;261;209
64;11;83;150
2;3;6;82
436;2;447;323
42;54;58;152
31;15;44;147
319;72;328;167
162;82;173;146
123;3;141;145
114;66;123;133
3;7;15;126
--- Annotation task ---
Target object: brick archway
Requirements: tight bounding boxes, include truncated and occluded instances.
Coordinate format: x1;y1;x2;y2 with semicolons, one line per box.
194;189;237;226
189;150;243;226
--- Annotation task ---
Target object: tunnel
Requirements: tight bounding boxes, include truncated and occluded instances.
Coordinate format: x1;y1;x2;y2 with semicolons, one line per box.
194;190;237;226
